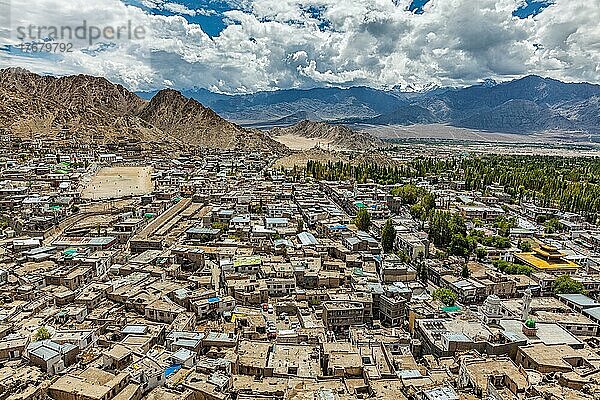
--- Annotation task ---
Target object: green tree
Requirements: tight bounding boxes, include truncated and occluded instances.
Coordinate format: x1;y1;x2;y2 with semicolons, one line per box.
432;288;458;307
395;250;410;263
461;263;471;278
420;264;428;283
422;193;436;213
409;203;426;221
391;184;424;205
475;247;487;261
33;326;51;342
518;240;533;252
449;234;470;258
480;235;511;249
381;219;396;253
544;218;562;234
494;216;516;237
353;208;371;232
494;260;533;276
553;275;585;294
429;211;467;248
297;218;304;233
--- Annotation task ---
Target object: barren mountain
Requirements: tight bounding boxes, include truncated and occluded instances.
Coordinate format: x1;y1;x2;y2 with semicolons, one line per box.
138;89;287;153
270;120;384;151
0;68;162;145
0;68;287;153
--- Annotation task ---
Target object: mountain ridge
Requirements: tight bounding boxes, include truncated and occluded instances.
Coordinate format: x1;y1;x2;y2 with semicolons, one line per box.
136;75;600;134
0;68;288;153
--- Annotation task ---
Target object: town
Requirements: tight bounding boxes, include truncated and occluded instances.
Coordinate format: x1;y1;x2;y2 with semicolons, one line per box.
1;135;600;400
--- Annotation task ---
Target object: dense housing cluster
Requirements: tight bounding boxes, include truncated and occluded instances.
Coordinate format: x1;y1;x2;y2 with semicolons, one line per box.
1;137;600;400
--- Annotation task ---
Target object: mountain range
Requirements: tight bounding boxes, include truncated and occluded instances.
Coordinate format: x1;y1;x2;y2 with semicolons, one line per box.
2;67;599;155
138;76;600;134
0;68;286;154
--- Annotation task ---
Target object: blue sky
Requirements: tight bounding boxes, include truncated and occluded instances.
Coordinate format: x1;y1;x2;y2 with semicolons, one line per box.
121;0;238;37
1;0;598;92
407;0;551;17
121;0;552;37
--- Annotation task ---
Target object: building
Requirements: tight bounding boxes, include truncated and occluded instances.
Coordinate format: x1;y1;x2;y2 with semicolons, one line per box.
27;340;79;374
322;302;364;334
514;244;580;274
48;367;130;400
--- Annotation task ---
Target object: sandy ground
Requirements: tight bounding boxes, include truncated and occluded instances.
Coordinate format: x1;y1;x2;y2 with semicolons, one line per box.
274;149;347;168
358;124;600;157
82;166;153;200
362;124;537;143
273;134;340;151
363;123;600;145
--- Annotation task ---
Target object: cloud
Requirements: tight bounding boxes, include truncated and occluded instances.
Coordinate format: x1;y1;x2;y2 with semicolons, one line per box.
0;0;598;92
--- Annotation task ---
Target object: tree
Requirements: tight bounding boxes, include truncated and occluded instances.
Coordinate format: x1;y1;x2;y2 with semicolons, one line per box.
475;247;487;261
429;211;466;248
432;288;458;307
297;218;304;233
449;234;470;258
391;184;424;205
409;203;426;221
494;260;533;276
353;208;371;232
422;193;436;213
420;264;428;283
381;219;396;253
518;240;533;252
461;263;471;278
33;326;51;342
494;216;515;237
553;275;585;294
395;250;410;263
544;218;562;234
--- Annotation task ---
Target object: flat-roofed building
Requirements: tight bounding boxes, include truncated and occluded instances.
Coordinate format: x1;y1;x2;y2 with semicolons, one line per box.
515;343;592;374
322;301;364;334
48;367;130;400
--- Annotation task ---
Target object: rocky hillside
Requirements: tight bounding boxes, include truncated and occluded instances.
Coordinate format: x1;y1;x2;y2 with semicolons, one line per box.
138;89;287;153
270;120;384;151
0;68;287;153
0;67;161;145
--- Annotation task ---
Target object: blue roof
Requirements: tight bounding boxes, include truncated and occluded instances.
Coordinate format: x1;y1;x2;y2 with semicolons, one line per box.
165;364;182;377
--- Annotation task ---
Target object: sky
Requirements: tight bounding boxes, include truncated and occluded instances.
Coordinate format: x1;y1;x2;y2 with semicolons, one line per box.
0;0;598;93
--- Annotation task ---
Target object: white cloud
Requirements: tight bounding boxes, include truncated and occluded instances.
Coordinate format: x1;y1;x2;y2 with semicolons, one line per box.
1;0;598;92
